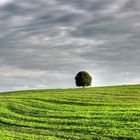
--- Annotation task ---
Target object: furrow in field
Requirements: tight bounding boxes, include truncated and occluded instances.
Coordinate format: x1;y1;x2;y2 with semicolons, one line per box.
1;116;139;140
1;104;140;132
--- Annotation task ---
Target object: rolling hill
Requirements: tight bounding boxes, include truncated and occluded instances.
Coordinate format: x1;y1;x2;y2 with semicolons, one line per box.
0;85;140;140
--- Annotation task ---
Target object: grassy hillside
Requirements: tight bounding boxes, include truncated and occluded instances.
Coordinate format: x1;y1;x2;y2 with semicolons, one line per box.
0;85;140;140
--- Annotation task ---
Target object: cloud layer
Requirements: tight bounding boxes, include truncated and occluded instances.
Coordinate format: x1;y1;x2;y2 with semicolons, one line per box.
0;0;140;91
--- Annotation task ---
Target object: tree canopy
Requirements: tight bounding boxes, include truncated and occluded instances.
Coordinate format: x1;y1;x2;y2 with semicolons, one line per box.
75;71;92;88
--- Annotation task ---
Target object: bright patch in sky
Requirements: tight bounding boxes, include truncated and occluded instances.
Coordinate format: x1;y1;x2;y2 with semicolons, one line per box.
0;0;12;6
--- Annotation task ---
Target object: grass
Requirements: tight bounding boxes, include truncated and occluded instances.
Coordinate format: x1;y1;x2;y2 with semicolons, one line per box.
0;84;140;140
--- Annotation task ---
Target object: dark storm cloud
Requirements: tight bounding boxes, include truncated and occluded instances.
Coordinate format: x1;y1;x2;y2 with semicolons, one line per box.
0;0;140;91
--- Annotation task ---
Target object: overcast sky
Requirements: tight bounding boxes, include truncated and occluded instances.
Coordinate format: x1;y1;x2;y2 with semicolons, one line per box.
0;0;140;91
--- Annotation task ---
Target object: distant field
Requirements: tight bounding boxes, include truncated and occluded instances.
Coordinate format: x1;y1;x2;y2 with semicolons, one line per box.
0;85;140;140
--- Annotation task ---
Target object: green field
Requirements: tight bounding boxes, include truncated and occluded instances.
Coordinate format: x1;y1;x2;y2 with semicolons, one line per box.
0;85;140;140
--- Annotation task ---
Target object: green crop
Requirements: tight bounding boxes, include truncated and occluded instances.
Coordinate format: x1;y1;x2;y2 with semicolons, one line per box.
0;85;140;140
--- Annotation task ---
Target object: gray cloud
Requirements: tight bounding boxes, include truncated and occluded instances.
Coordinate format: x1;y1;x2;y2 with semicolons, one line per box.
0;0;140;91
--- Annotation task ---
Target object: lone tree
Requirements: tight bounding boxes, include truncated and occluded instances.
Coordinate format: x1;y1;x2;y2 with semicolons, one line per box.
75;71;92;88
